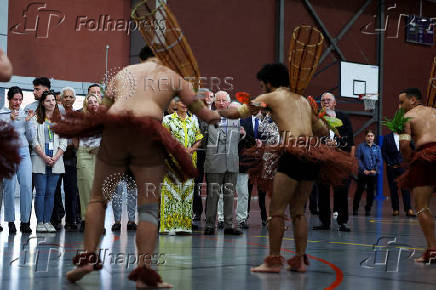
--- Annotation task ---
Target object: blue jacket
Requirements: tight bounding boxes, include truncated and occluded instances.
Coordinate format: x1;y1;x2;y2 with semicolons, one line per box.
355;142;382;175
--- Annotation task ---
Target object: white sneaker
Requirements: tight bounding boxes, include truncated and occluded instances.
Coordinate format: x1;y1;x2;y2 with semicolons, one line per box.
44;223;57;233
36;223;47;233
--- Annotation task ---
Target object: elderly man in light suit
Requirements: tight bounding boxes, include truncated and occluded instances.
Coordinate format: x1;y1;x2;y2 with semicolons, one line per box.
204;91;243;235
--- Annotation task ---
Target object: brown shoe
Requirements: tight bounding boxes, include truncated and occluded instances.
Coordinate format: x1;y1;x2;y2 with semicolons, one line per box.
392;210;399;216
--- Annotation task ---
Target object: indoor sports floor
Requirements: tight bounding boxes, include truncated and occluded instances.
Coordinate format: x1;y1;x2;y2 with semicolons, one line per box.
1;196;436;290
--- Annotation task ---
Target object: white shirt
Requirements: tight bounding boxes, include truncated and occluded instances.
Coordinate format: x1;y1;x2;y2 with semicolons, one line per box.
393;132;400;151
329;130;335;139
79;136;101;148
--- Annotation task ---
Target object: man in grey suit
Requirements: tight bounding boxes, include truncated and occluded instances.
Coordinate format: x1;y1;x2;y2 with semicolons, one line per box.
204;91;242;235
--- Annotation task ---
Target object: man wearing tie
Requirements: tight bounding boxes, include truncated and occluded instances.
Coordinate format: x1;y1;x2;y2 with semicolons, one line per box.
237;114;260;228
192;88;214;222
382;132;415;216
242;113;268;226
204;91;242;235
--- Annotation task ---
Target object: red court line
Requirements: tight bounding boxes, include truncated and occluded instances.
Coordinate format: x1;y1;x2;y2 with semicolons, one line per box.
201;236;343;290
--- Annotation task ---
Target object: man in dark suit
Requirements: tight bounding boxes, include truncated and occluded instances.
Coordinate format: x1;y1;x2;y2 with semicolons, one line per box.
192;88;214;222
239;115;264;227
241;115;268;226
313;92;355;232
382;132;414;216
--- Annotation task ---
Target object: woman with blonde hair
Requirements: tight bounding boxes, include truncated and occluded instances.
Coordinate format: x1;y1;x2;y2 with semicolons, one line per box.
74;93;103;232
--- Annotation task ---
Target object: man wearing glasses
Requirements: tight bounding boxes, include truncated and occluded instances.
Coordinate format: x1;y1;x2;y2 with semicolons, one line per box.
313;92;355;232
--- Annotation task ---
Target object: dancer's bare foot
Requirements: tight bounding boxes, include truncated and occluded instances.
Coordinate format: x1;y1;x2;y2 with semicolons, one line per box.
415;249;436;263
251;255;284;273
251;263;282;273
136;280;173;288
287;254;310;273
128;266;171;288
66;264;94;283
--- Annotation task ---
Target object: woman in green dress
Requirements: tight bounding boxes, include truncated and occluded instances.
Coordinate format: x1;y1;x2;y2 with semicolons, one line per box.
160;98;203;234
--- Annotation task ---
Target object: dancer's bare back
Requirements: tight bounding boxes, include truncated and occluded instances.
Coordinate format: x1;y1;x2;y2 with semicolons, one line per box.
106;58;198;120
252;88;328;142
404;105;436;148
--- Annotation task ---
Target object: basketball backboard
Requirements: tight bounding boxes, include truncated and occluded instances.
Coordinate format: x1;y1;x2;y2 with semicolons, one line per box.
340;61;379;99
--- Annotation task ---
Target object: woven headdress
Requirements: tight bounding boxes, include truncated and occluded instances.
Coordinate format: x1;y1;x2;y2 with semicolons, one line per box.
426;56;436;108
288;26;324;94
131;0;201;90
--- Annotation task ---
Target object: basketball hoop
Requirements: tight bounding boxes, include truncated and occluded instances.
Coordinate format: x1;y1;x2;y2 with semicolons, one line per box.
358;94;379;111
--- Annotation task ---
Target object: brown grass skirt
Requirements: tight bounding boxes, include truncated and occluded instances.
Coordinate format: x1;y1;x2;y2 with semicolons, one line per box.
0;121;21;179
52;111;198;181
397;142;436;189
243;138;356;194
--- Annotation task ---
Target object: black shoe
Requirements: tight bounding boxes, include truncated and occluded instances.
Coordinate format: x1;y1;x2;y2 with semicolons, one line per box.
65;223;78;232
127;222;137;231
204;227;215;235
20;222;32;234
312;224;330;230
79;221;85;232
262;220;268;226
224;227;243;235
193;215;201;221
239;221;249;229
192;223;199;230
217;221;224;229
310;210;319;215
338;224;351;232
52;222;62;231
111;223;121;232
8;222;17;234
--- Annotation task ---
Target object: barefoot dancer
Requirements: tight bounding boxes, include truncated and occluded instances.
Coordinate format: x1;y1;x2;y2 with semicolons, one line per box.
56;48;220;288
396;88;436;263
220;63;355;273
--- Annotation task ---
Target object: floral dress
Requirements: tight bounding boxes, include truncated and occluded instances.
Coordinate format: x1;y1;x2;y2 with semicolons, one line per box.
160;112;203;233
257;115;280;193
